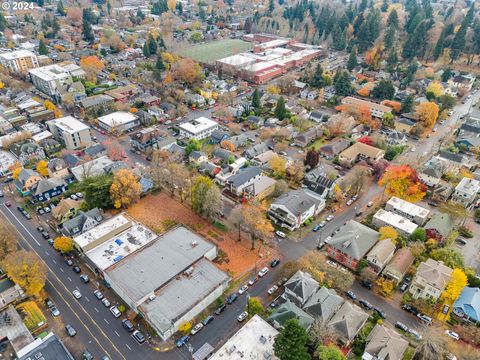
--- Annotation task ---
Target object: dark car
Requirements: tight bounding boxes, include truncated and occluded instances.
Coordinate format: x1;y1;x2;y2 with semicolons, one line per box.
226;293;238;304
401;303;419;315
202;315;214;326
215;303;226;315
80;274;89;283
175;335;189;347
374;307;386;319
122;319;135;332
270;259;280;268
346;290;356;300
133;330;146;344
82;350;94;360
41;232;50;239
355;211;363;217
360;280;373;290
73;266;81;273
36;226;44;232
359;299;373;310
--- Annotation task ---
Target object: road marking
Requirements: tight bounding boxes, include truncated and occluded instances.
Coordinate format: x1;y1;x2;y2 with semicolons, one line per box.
104;318;109;325
0;206;129;359
76;287;80;291
45;251;49;256
94;307;99;313
115;331;120;337
85;297;90;302
52;259;57;264
126;344;132;351
59;268;64;273
67;276;72;282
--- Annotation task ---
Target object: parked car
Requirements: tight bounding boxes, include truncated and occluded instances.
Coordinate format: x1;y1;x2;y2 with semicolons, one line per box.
47;238;54;246
326;215;334;221
346;199;353;206
248;277;258;286
190;323;204;335
80;274;89;283
36;226;44;232
176;335;190;347
65;324;77;337
238;285;249;295
445;330;460;340
401;303;419;315
110;306;121;318
268;285;279;295
94;290;104;300
374;307;386;319
400;282;408;292
65;258;73;266
82;351;94;360
417;313;432;325
317;240;326;250
41;232;50;239
72;290;82;299
313;224;322;232
50;306;60;317
318;221;326;228
258;267;269;277
442;304;450;315
360;280;373;290
237;311;248;322
202;315;214;326
101;298;111;307
132;330;146;344
395;321;408;332
408;328;422;340
367;201;374;207
121;319;134;332
226;293;238;304
359;299;373;310
72;265;81;273
270;259;280;268
346;291;356;300
215;303;226;315
275;230;286;238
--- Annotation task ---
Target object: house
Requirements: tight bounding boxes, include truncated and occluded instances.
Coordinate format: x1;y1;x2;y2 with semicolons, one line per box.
303;287;344;323
327;301;369;345
320;138;351;159
209;129;230;144
33;178;67;202
28;63;83;99
247;115;264;129
338;142;385;167
395;117;416;133
452;287;480;323
229;134;248;149
309;110;326;123
424;213;454;242
268;189;325;231
252;150;277;166
212;148;235;164
9;140;46;165
225;166;262;196
97;111;140;134
341;97;392;118
382;248;415;285
189;151;208;165
294;126;322;148
209;315;278;360
362;324;408;360
84;144;107;159
52;198;83;223
452;177;480;206
17;332;75;360
60;208;103;237
199;161;221;177
0;274;25;309
70;156;114;182
448;74;475;93
303;167;337;199
326;220;379;270
283;270;319;306
419;167;442;188
372;209;418;237
385;197;430;225
243;142;269;159
268;299;314;330
365;238;396;274
79;94;114;111
386;131;407;145
47;116;92;150
409;258;453;300
14;169;41;196
47;158;69;179
179;117;219;140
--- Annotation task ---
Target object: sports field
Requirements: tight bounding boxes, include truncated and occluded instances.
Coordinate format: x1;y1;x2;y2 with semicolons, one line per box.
175;39;253;64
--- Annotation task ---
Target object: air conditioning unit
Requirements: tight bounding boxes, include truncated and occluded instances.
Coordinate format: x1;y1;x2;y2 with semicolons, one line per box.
148;294;156;301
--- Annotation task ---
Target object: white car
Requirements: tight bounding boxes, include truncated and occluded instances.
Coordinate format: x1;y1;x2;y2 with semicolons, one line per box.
258;267;269;277
326;260;337;268
326;215;334;221
238;285;249;295
190;323;204;335
367;201;374;207
110;306;121;318
275;230;286;238
101;298;111;307
445;330;460;340
237;311;248;322
72;290;82;299
346;199;353;206
410;147;416;152
268;285;279;295
324;236;332;244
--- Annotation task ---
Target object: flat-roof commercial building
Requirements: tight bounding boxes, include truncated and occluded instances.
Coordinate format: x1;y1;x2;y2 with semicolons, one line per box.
74;215;229;340
179;117;219;140
385;197;430;225
0;50;38;73
17;332;75;360
373;209;418;236
210;315;278;360
29;63;85;98
341;97;392;119
97;111;139;134
47;116;92;150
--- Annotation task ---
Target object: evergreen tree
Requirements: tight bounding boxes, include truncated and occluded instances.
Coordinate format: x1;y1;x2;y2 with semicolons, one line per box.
107;1;111;15
372;80;395;100
402;20;430;59
274;97;287;120
268;0;274;13
433;29;446;60
273;319;310;360
347;46;358;71
401;94;415;113
136;8;145;20
387;9;399;29
147;35;157;56
154;56;165;79
387;50;398;69
332;25;346;51
143;42;150;57
450;22;467;62
384;25;395;49
176;1;183;14
57;1;65;16
310;64;326;88
38;40;48;55
381;0;389;12
441;68;452;82
252;88;261;111
359;0;368;12
51;16;60;36
82;18;94;42
403;62;418;86
333;70;353;96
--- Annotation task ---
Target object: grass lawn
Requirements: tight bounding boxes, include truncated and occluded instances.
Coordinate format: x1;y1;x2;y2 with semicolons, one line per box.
402;346;415;360
16;301;46;331
175;39;253;64
309;137;327;151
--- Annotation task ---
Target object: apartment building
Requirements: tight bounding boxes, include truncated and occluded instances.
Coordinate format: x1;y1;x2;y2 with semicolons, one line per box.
341;97;392;118
179;117;219;140
0;50;39;73
29;63;85;98
47;116;92;150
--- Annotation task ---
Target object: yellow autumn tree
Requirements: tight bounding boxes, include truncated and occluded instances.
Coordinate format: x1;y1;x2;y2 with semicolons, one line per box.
378;226;398;243
269;155;287;178
110;169;142;209
376;277;395;297
426;81;444;98
12;165;23;180
80;55;105;83
2;250;47;296
53;236;74;253
36;160;49;177
266;85;281;95
167;0;176;11
441;268;467;305
416;101;439;129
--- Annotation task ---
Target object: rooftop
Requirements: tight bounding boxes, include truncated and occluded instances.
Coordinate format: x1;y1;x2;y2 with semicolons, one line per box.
373;209;418;235
386;196;430;219
328;220;379;261
0;49;36;60
49;116;90;134
210;315;278;360
28;64;72;81
17;332;74;360
97;111;138;127
179;117;218;135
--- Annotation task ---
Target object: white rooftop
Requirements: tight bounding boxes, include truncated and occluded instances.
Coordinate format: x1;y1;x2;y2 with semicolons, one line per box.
179;117;218;135
74;213;131;250
217;54;255;67
374;209;418;235
85;218;158;271
210;315;278;360
455;177;480;196
50;116;90;134
0;49;36;60
386;196;430;218
70;155;114;181
29;64;72;82
98;111;138;127
32;131;53;143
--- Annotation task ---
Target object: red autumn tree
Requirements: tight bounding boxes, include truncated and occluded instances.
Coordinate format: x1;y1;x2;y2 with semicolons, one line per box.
358;136;374;146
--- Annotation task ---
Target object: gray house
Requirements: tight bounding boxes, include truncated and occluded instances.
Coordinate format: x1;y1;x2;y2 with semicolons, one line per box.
61;208;103;237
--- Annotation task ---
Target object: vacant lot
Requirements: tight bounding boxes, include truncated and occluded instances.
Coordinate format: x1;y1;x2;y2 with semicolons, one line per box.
127;193;276;277
174;39;253;64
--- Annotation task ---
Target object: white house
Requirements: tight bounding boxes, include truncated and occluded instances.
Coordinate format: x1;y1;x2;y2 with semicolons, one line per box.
385;197;430;225
452;177;480;206
97;111;140;134
179;117;219;140
372;209;418;236
409;258;452;300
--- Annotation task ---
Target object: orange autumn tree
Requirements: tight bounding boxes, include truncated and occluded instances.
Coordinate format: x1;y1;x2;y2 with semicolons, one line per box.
378;165;426;202
357;86;371;97
80;55;105;83
381;100;401;113
416;101;439;129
